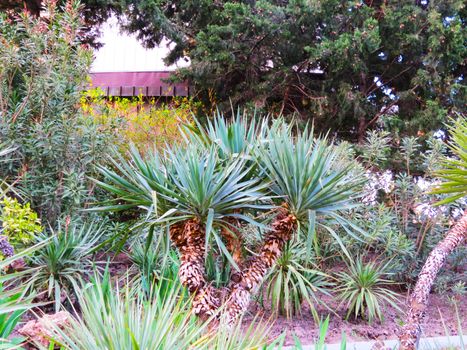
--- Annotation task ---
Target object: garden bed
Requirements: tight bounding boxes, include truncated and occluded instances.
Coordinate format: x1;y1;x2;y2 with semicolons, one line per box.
243;293;467;346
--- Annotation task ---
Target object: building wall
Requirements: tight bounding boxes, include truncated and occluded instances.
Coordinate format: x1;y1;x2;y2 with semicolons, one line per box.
91;16;190;73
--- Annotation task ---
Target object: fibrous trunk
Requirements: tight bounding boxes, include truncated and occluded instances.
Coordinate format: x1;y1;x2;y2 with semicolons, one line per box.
223;209;296;324
169;209;297;325
169;220;220;320
399;211;466;350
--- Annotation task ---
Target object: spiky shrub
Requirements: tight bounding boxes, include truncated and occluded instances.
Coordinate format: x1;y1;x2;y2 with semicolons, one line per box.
336;257;400;323
96;141;268;320
129;236;180;298
25;222;103;311
263;242;331;320
44;274;204;350
223;123;365;323
97;116;364;324
432;117;467;204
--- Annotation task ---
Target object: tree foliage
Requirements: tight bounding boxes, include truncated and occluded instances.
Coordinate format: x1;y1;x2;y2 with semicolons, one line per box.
118;0;466;139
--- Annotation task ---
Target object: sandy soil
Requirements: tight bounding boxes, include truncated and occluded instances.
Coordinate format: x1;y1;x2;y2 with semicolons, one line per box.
242;293;467;346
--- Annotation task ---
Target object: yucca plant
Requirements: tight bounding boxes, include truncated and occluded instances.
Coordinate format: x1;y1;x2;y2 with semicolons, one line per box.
400;116;467;350
97;117;364;325
129;236;180;298
181;112;272;275
25;222;104;311
223;123;365;324
263;242;331;321
182;110;267;159
96;142;269;320
336;257;400;323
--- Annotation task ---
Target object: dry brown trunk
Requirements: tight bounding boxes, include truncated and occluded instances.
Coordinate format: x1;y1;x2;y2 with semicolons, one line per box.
223;209;296;324
221;219;243;267
399;211;467;350
169;220;220;320
169;209;298;324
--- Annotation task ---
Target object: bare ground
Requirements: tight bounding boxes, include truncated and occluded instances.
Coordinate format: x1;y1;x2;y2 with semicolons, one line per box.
242;293;467;346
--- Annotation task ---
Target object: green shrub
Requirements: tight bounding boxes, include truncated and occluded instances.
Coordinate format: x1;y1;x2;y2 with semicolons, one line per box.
81;88;199;152
263;242;331;321
0;197;42;258
336;257;401;324
0;1;115;225
344;128;466;286
128;236;180;298
47;274;199;350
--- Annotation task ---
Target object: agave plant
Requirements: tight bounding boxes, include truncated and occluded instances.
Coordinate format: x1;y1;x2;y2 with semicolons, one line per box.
263;242;331;321
336;257;400;323
25;222;104;311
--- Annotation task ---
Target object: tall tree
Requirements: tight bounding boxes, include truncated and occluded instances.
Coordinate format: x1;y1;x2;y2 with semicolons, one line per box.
119;0;466;140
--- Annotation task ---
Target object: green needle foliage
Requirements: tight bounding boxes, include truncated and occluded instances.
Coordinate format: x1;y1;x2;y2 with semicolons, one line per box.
336;257;401;324
98;0;466;139
431;117;467;205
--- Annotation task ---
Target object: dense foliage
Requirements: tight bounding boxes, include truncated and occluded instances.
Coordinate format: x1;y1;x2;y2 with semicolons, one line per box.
111;0;466;139
0;2;115;225
81;88;199;152
0;1;465;348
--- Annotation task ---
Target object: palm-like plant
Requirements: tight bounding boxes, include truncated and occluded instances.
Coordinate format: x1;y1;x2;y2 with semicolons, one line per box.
96;142;269;320
97;116;365;325
336;257;400;323
224;124;365;323
400;117;467;350
181;113;272;273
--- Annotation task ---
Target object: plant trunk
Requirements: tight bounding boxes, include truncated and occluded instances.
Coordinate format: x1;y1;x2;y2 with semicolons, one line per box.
399;211;467;350
169;220;220;320
223;209;297;324
221;218;244;282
